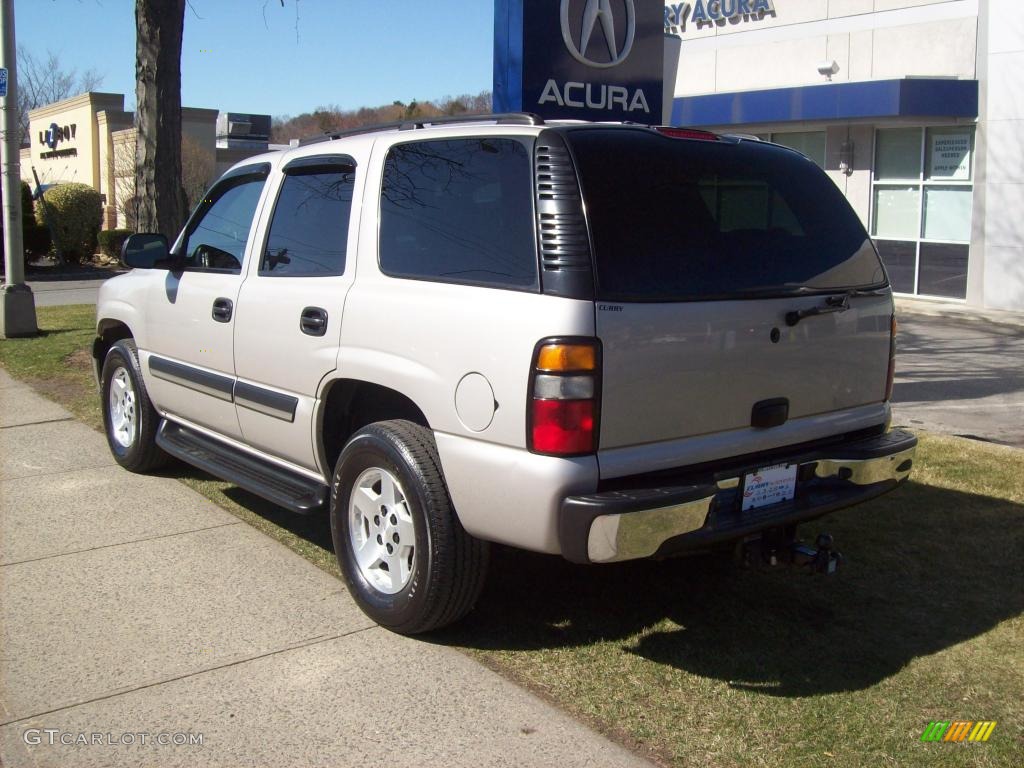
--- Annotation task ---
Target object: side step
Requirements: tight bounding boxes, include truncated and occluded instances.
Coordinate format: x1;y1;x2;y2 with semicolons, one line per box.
157;420;328;514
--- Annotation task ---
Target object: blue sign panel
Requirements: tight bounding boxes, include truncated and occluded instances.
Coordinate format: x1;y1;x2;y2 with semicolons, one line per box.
494;0;665;123
0;68;7;99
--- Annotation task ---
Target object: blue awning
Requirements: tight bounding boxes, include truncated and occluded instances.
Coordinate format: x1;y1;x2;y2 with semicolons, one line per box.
671;79;978;127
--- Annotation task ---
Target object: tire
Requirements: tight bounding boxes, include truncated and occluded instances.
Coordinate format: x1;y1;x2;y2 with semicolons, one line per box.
100;339;168;473
330;420;489;634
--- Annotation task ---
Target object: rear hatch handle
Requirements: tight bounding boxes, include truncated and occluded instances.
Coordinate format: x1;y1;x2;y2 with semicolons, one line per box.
785;293;851;327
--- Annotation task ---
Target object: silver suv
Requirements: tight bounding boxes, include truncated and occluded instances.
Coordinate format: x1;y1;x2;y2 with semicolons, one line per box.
94;114;917;633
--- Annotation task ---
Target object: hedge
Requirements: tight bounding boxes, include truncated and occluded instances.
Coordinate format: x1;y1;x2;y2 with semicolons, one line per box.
34;182;102;263
98;229;133;260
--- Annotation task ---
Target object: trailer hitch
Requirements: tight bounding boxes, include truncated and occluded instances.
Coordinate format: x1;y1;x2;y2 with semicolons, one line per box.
737;528;843;575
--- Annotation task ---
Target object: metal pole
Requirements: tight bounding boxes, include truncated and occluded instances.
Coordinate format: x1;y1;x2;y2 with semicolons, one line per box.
0;0;37;337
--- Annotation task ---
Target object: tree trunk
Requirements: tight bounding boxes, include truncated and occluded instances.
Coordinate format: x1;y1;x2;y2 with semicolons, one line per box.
134;0;187;238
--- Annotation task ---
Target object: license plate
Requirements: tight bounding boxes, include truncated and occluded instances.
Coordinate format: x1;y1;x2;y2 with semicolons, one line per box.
742;463;797;511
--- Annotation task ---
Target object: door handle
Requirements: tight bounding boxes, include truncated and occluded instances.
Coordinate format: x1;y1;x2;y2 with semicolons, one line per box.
212;297;233;323
300;307;328;336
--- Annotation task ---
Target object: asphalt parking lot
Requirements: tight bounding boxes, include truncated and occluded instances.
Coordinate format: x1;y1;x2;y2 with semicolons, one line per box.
891;312;1024;448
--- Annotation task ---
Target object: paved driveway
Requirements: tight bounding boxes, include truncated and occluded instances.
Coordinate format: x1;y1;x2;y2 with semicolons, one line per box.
891;313;1024;447
25;278;105;307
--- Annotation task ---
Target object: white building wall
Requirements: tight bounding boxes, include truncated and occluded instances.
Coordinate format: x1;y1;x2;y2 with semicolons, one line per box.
979;0;1024;310
670;0;979;94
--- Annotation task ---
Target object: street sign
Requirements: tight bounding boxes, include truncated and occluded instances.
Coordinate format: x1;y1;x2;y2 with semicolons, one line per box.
0;68;7;98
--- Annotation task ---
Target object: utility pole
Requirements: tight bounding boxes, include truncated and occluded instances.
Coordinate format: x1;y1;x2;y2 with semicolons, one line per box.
0;0;37;338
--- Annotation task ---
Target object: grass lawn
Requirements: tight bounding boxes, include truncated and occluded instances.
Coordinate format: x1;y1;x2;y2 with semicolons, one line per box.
3;305;1022;767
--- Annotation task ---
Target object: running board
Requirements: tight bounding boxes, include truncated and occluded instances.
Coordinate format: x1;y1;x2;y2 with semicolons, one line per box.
157;420;328;514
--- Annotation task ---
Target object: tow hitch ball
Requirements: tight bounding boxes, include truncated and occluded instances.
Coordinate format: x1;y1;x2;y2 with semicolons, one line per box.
738;529;843;575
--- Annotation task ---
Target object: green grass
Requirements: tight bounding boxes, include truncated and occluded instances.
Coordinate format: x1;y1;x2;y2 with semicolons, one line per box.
3;305;1022;767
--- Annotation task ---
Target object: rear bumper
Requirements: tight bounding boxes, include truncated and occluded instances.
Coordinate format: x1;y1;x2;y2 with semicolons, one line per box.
558;429;917;564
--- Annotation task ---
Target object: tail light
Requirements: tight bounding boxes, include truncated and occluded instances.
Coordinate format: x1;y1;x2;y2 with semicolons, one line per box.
528;339;600;456
885;314;897;401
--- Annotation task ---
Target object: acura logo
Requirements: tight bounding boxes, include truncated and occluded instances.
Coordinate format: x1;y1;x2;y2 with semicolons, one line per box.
560;0;636;69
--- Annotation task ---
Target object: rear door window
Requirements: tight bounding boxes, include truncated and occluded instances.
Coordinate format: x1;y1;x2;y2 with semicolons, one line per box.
261;167;355;277
566;129;887;302
379;137;538;290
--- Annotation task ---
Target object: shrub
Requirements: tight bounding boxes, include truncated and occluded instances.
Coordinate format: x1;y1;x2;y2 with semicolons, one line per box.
34;182;102;263
98;228;132;260
23;225;52;258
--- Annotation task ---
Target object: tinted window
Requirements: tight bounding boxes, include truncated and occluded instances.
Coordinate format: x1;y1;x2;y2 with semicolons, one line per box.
379;138;537;290
182;176;265;273
262;170;354;276
567;129;887;302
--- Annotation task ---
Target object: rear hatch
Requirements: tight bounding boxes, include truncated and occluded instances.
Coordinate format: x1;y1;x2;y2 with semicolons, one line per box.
563;128;892;460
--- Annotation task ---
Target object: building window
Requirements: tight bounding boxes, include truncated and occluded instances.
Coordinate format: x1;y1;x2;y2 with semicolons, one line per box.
770;131;826;168
871;127;974;299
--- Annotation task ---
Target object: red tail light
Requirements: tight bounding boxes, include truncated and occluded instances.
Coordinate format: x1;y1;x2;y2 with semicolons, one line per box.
885;314;897;401
528;339;600;456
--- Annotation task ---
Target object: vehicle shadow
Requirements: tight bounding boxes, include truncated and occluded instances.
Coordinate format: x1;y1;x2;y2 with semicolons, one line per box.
434;480;1024;697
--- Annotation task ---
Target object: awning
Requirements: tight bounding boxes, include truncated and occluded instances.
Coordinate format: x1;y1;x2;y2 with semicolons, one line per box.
671;78;978;127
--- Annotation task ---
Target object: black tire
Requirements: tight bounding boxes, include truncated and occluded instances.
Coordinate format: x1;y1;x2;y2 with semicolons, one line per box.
100;339;168;473
330;420;489;634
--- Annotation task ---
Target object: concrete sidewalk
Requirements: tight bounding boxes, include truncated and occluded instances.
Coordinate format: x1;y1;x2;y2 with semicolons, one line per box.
0;369;651;768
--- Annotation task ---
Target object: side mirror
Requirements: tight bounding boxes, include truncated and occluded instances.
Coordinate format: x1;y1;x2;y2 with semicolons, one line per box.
121;233;173;269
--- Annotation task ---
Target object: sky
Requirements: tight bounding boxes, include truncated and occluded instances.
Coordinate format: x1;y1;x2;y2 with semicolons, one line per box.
15;0;496;117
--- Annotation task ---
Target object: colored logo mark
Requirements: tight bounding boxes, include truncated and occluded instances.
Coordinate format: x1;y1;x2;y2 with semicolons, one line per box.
920;721;996;743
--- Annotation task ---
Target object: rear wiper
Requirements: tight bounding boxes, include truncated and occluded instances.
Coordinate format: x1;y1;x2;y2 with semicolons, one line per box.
785;293;852;327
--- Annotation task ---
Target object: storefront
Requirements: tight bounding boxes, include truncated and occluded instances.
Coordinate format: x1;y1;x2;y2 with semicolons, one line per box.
665;0;1020;311
20;92;274;230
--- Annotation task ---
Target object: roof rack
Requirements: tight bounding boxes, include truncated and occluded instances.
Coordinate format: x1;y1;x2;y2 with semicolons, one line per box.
298;112;545;146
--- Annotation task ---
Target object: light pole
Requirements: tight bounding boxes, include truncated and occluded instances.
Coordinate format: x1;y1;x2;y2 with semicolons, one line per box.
0;0;37;338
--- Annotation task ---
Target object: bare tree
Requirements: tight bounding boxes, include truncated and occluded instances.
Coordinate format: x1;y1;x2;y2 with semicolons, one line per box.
181;134;215;213
134;0;187;237
17;49;104;143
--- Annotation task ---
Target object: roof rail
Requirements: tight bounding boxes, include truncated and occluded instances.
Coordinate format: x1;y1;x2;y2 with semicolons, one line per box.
297;112;545;146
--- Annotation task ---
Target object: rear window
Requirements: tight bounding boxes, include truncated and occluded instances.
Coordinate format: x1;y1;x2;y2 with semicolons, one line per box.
567;129;886;302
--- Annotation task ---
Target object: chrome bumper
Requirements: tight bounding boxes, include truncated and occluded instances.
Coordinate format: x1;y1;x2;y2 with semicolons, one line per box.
559;429;917;564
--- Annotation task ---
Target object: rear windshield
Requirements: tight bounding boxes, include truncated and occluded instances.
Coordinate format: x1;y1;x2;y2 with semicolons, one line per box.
567;129;887;302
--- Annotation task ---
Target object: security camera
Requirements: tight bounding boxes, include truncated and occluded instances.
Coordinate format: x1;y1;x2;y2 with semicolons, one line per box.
817;60;840;79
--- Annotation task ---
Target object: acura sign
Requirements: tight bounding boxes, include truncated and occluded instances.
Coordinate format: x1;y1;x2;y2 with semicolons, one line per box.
494;0;665;123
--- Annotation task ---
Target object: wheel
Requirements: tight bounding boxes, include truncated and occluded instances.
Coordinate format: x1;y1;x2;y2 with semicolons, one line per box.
330;420;489;634
101;339;168;472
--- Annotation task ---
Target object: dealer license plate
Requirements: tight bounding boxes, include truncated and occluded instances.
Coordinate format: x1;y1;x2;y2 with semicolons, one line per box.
742;463;797;511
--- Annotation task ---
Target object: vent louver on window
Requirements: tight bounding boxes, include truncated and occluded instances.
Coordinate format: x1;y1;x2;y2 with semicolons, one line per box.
534;131;594;299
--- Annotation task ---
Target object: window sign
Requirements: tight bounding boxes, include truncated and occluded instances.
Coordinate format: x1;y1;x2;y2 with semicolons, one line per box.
929;132;971;180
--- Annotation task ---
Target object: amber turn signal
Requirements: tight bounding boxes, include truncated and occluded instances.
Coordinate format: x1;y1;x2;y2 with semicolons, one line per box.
536;344;597;372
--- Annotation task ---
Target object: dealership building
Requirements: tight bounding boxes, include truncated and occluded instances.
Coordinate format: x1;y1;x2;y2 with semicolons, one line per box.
21;92;276;230
660;0;1021;311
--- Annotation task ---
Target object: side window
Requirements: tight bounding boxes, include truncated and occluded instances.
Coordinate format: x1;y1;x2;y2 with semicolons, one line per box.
379;137;538;290
181;175;265;273
261;169;355;276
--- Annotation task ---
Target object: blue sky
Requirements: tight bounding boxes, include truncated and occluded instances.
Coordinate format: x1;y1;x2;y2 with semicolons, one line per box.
16;0;496;116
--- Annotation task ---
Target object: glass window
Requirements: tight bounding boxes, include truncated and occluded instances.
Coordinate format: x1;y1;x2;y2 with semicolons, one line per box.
875;240;916;294
771;131;826;168
923;187;973;241
872;186;920;239
875;128;922;180
918;243;968;298
262;170;354;276
925;127;973;181
870;126;974;300
379;138;538;290
567;128;885;302
182;176;265;273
